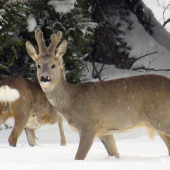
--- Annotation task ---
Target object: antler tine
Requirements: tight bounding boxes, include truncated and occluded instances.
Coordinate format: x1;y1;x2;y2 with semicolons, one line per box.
35;28;47;53
48;31;62;53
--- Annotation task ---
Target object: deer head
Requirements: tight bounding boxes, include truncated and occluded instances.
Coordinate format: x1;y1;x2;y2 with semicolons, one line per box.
26;28;67;88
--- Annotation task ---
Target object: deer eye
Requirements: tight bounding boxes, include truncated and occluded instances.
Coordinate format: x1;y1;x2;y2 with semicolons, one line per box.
51;65;55;69
37;65;41;69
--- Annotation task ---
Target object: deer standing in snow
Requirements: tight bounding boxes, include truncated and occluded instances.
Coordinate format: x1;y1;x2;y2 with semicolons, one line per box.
0;75;66;147
26;28;170;160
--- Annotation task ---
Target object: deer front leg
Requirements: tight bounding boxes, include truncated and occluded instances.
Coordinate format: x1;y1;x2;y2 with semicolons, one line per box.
25;128;36;146
99;134;120;158
75;131;96;160
8;115;29;147
58;122;66;146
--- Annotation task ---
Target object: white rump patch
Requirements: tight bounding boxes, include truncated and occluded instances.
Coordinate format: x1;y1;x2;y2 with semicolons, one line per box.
0;85;20;102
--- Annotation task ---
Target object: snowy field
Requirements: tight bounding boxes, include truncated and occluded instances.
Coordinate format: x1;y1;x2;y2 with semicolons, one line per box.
1;120;170;170
1;0;170;169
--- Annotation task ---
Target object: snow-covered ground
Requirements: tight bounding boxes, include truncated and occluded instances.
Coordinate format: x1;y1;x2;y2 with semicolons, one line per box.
1;119;170;170
1;0;170;169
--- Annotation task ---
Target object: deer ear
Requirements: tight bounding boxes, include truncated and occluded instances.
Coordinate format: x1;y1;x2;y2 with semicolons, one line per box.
56;40;67;60
26;41;38;61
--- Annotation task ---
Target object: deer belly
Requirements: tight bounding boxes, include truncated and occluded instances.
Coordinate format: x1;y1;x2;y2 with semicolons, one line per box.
69;124;79;133
26;116;42;129
99;122;145;136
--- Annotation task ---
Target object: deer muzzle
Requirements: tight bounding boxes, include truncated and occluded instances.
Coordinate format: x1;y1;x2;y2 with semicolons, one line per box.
40;76;51;84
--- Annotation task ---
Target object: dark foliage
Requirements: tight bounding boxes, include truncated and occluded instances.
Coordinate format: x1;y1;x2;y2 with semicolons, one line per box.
0;0;96;83
86;0;154;69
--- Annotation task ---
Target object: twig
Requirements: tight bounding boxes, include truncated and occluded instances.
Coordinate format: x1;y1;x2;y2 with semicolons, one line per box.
132;67;170;72
163;4;170;23
148;58;155;68
163;18;170;27
139;51;143;57
89;53;102;81
102;66;111;71
96;0;108;22
98;63;105;75
133;51;158;62
84;61;89;72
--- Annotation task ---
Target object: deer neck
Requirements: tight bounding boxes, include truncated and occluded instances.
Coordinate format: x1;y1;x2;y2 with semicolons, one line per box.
41;74;73;117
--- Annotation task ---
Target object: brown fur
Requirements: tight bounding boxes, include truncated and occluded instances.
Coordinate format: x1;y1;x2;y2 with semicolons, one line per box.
26;28;170;160
0;75;66;147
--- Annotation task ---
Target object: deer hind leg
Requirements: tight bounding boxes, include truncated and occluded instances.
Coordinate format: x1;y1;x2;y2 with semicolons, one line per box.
25;128;36;146
157;131;170;155
146;112;170;155
8;114;29;147
58;122;66;146
0;102;10;124
99;134;120;158
75;131;96;160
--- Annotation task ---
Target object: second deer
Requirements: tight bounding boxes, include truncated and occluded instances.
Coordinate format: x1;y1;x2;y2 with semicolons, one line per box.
0;75;66;147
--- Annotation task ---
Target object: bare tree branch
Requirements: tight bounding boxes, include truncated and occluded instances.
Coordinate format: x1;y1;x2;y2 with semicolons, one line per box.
89;53;102;81
98;63;105;75
133;51;158;63
148;58;155;68
132;67;170;72
163;4;170;23
163;18;170;27
84;61;90;72
162;3;170;27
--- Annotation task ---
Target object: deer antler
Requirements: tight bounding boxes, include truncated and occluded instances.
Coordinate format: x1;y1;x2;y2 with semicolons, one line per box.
35;28;63;54
35;28;47;53
48;32;62;53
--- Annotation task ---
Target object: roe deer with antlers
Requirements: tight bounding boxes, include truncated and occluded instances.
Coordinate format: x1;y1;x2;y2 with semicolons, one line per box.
26;28;170;160
0;75;66;147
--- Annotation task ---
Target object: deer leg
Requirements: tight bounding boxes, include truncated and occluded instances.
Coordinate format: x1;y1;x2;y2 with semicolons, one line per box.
25;128;36;146
99;134;120;158
75;131;96;160
147;118;170;156
58;122;66;146
157;131;170;155
8;115;29;147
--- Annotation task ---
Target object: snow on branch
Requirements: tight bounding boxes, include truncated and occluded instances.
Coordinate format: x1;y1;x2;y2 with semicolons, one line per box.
0;64;9;71
48;0;76;13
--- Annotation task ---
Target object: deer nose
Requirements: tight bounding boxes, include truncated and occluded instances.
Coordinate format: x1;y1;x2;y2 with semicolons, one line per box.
40;76;51;83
